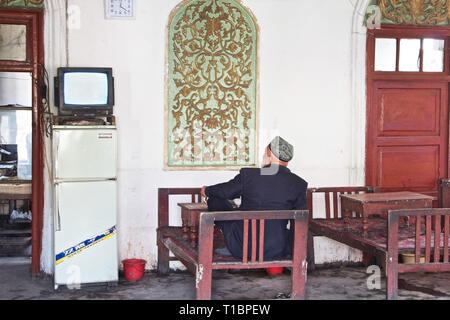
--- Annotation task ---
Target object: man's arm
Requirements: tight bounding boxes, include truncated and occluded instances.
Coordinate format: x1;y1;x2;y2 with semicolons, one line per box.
203;172;243;200
293;182;308;210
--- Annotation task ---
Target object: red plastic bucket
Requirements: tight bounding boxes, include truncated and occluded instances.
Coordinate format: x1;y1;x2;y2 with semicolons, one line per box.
266;267;283;275
122;259;146;282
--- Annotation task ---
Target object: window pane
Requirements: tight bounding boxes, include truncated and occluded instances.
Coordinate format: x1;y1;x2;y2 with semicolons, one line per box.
0;72;32;107
375;38;397;71
423;39;444;72
0;110;32;180
399;39;421;72
0;24;27;61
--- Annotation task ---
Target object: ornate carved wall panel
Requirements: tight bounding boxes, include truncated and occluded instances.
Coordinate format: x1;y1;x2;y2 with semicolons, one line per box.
0;0;44;8
166;0;258;169
367;0;449;26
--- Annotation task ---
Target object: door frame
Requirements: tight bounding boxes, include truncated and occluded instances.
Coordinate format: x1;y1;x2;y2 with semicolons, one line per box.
0;8;45;277
366;25;450;197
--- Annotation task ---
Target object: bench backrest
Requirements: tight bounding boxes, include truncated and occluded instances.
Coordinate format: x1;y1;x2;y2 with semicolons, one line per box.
440;179;450;208
158;188;202;228
388;208;450;267
199;210;309;264
307;186;379;219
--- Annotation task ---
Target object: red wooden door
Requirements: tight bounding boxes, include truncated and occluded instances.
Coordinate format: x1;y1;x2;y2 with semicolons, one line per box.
366;81;448;199
0;9;45;276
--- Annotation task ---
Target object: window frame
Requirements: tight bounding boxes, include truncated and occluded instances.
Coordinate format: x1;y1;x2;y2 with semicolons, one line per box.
367;25;450;80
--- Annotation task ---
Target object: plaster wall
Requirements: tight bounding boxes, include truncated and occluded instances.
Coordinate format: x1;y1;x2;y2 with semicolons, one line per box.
40;0;371;272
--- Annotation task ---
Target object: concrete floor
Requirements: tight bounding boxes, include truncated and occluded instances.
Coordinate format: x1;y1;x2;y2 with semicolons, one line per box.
1;258;450;300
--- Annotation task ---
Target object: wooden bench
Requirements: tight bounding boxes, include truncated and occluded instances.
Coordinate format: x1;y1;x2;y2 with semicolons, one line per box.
157;188;309;300
386;208;450;299
306;186;378;269
307;186;450;299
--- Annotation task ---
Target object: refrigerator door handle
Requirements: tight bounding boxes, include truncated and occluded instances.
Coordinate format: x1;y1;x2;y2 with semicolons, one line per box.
54;133;59;178
55;183;61;232
56;208;61;232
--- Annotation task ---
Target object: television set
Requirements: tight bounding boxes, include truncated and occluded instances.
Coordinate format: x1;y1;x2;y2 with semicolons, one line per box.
54;67;115;116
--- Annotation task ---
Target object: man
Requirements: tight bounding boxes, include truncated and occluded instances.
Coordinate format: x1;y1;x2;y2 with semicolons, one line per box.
201;136;308;261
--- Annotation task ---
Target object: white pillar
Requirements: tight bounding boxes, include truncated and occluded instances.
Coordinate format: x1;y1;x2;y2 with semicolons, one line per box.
349;0;371;186
40;0;68;275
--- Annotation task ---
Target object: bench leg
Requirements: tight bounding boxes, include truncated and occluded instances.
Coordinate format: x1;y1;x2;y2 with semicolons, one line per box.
386;260;398;300
196;215;214;300
291;219;308;300
196;264;212;300
386;215;399;300
291;259;307;300
157;246;170;276
157;233;170;276
362;252;376;267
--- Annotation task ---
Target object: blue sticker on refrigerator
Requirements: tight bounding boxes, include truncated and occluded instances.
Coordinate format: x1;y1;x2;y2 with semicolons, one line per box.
56;226;116;265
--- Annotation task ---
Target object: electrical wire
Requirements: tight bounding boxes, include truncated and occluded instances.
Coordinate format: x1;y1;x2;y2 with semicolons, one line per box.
34;63;55;184
35;62;53;138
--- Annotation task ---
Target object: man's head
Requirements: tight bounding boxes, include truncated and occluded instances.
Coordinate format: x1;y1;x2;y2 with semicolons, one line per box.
262;136;294;167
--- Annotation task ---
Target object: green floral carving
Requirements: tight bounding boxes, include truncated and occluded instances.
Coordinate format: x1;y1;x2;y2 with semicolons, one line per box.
0;0;44;8
365;0;449;26
167;0;258;168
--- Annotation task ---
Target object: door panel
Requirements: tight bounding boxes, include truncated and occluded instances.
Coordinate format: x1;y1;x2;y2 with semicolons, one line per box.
377;146;439;190
377;88;441;136
367;81;448;199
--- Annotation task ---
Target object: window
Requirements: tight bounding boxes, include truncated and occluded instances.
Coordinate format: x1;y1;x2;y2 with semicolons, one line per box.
0;24;27;61
375;38;397;72
399;38;421;72
0;72;32;180
374;37;445;73
423;39;445;72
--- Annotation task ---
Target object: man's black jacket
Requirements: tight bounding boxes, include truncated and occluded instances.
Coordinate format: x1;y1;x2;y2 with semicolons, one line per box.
205;165;308;260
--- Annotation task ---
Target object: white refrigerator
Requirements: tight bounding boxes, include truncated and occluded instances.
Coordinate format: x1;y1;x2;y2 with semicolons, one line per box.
52;125;118;289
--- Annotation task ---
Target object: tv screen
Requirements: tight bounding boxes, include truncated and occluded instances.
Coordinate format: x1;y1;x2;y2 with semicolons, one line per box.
55;67;114;116
64;72;109;106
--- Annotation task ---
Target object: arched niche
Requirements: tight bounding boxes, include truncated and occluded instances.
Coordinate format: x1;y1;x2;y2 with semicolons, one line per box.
165;0;259;170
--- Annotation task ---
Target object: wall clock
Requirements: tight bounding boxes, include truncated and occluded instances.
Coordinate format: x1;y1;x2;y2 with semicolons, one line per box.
105;0;135;19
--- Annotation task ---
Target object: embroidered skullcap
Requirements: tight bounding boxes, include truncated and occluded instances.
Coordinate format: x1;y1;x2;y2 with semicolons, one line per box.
268;136;294;162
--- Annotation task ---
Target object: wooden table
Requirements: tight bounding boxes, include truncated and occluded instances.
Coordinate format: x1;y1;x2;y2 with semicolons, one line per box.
178;202;208;247
340;191;434;235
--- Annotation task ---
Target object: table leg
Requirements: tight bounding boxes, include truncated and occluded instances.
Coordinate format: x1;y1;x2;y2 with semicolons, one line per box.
190;225;198;247
182;215;189;240
362;212;368;236
343;208;350;229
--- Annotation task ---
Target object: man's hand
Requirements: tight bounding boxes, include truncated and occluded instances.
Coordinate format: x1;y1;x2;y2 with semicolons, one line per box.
201;186;207;198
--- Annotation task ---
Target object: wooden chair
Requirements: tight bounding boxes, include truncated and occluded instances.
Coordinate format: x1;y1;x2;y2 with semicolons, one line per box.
157;188;309;300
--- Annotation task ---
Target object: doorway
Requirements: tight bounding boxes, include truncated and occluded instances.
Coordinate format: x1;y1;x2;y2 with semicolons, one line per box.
366;25;450;204
0;9;44;276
